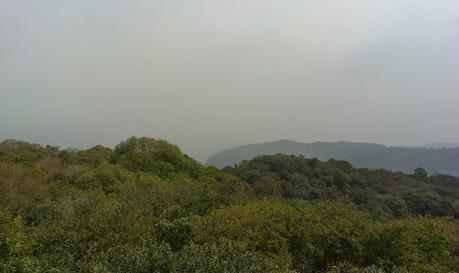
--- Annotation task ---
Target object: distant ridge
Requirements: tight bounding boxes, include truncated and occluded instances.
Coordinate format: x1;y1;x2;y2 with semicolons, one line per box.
206;140;459;176
420;143;459;149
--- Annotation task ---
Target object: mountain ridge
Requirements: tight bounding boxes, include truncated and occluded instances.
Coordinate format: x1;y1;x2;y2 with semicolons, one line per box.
206;139;459;176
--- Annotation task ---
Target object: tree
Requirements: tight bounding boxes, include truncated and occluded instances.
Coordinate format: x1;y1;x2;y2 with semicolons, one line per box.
414;168;428;179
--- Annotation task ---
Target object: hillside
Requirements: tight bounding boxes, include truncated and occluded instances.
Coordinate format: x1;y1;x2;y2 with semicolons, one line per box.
1;137;458;273
206;140;459;176
224;154;459;218
421;142;459;149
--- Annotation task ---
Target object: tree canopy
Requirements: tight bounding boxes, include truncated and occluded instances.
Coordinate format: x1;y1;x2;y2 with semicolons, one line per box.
0;138;457;273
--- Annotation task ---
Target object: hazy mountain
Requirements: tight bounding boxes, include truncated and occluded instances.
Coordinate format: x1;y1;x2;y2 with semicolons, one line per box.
420;143;459;149
206;140;459;176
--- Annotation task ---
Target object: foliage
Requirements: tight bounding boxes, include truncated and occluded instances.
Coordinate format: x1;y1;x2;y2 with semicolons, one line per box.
206;139;459;176
0;137;457;272
0;208;39;272
113;137;202;178
225;154;459;218
172;239;275;273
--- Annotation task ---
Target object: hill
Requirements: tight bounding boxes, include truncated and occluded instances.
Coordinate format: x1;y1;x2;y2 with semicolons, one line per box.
1;137;458;272
206;140;459;176
420;142;459;149
224;153;459;218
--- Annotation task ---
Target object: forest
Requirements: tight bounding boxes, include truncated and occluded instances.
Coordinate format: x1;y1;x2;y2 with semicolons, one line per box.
206;140;459;176
1;137;458;273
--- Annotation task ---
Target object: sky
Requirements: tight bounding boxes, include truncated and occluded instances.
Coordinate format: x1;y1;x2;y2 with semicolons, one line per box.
1;0;458;161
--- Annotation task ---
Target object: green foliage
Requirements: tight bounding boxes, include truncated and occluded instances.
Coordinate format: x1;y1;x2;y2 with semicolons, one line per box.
191;199;298;271
413;168;428;179
325;264;410;273
0;163;48;223
92;237;172;273
113;137;202;178
226;154;459;218
0;140;48;165
172;239;274;273
191;199;457;272
74;162;134;193
365;217;458;272
0;208;39;272
77;145;114;167
206;140;459;176
0;137;457;272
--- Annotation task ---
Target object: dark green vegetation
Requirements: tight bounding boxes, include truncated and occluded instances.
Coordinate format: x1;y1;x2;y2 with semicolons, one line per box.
206;140;459;176
1;137;458;273
224;154;459;218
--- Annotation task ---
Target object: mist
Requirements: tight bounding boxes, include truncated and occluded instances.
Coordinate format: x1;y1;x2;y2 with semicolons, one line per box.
1;0;458;161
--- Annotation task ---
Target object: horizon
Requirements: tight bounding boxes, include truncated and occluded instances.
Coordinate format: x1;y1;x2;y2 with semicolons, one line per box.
1;136;458;163
1;0;458;161
1;2;459;271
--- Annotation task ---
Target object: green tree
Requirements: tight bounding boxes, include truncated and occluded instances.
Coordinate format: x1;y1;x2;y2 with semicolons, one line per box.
414;168;428;179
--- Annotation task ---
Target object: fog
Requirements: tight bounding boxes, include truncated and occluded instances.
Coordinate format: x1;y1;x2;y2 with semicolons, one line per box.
1;0;458;161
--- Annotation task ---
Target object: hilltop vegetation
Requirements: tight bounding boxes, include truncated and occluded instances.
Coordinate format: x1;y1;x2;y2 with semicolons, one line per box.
206;140;459;176
224;154;459;218
0;137;458;273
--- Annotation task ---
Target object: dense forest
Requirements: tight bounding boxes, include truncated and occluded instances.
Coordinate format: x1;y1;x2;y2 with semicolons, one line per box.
224;154;459;218
206;140;459;176
1;137;458;273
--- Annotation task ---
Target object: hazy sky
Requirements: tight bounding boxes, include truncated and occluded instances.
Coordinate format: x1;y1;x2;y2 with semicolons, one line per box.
1;0;458;161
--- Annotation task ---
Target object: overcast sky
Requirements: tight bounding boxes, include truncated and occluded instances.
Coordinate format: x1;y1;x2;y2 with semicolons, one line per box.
1;0;458;161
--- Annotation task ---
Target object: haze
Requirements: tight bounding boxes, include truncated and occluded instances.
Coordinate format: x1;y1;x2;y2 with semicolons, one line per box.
1;0;458;161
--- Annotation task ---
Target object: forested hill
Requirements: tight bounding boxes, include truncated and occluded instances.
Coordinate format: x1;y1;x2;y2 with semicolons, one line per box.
224;154;459;218
206;140;459;176
1;137;459;272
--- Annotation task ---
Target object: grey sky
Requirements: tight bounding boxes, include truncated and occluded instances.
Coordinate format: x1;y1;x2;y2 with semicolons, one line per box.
1;0;458;161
